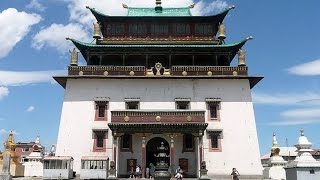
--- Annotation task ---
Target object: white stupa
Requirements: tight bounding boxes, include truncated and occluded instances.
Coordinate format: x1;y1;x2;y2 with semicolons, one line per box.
263;133;287;180
285;129;320;180
23;136;44;177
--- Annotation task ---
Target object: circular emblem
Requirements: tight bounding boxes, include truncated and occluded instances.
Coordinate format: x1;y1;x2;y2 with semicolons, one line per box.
124;116;130;122
104;71;109;76
129;71;135;76
187;116;192;121
182;71;187;76
155;116;161;121
233;71;238;76
207;71;212;76
79;71;84;76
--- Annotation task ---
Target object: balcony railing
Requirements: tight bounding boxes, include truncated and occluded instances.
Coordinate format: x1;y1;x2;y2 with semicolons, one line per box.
111;110;205;123
68;66;248;76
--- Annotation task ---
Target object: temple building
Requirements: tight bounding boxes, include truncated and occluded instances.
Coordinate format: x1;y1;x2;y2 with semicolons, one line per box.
54;1;263;179
0;132;24;177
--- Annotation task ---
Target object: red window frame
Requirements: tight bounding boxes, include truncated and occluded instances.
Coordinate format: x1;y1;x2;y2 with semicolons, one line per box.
208;132;222;152
207;102;220;121
95;102;108;121
93;131;107;152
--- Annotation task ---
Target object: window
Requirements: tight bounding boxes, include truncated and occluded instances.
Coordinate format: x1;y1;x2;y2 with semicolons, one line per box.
175;98;191;110
206;98;221;121
121;134;132;152
22;147;30;152
93;130;107;152
125;98;140;110
207;131;222;152
183;134;194;152
95;101;108;121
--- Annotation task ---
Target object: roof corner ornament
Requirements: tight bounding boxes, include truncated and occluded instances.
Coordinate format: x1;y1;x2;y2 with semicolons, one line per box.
69;48;79;66
238;49;246;66
217;22;226;44
247;35;253;40
189;3;195;8
93;22;102;40
122;3;128;9
228;5;236;10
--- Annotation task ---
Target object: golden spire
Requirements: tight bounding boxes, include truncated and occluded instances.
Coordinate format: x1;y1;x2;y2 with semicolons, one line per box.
3;131;16;153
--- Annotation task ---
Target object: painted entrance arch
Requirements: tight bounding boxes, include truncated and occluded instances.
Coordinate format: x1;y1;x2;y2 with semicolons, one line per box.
146;137;170;168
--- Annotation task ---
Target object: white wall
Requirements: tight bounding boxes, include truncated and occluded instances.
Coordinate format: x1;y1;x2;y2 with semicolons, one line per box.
56;78;262;176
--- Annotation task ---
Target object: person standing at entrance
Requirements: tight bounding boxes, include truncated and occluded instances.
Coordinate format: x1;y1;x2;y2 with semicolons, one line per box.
230;168;240;180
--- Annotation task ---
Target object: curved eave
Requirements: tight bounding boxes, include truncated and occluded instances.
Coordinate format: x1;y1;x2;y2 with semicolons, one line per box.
67;37;251;61
87;5;234;23
53;75;263;89
107;123;208;134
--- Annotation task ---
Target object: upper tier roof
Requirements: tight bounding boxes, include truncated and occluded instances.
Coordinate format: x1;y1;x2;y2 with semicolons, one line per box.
86;5;235;22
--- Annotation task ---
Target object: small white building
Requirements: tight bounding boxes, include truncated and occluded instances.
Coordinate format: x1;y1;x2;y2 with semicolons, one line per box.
263;133;287;180
23;136;44;177
43;156;74;179
285;129;320;180
80;156;109;179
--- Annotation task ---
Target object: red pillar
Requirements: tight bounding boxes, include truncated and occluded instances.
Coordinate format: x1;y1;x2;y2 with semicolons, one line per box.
141;136;146;178
170;136;175;169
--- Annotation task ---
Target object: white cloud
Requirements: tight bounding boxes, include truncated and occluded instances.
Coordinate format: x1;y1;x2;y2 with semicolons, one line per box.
26;106;35;112
32;23;91;53
269;119;320;126
287;59;320;76
0;87;9;100
281;108;320;119
0;70;66;87
252;92;320;105
26;0;47;12
0;8;41;59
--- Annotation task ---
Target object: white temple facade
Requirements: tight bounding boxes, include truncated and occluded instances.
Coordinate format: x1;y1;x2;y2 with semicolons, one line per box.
54;1;263;179
23;136;44;177
263;133;287;180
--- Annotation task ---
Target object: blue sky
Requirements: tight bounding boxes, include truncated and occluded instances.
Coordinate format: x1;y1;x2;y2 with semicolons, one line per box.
0;0;319;156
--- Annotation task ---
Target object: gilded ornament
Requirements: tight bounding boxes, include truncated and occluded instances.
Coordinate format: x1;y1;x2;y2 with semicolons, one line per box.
79;71;84;76
238;49;246;66
233;71;238;76
207;71;212;76
129;71;135;76
124;116;130;122
104;71;109;76
187;116;192;121
156;116;161;121
182;71;187;76
69;48;78;66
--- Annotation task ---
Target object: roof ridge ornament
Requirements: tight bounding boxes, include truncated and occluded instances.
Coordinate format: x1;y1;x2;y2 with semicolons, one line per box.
189;3;195;8
122;3;128;9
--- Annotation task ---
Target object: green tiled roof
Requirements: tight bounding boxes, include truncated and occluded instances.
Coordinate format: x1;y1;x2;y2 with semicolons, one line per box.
127;7;192;16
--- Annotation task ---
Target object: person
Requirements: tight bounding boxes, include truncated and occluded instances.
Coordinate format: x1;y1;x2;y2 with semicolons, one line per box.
149;163;155;178
230;168;240;180
135;165;141;178
129;166;135;178
175;166;183;180
146;166;150;178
